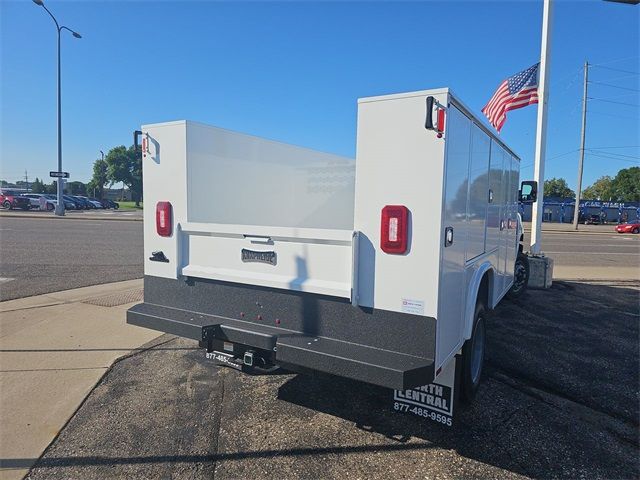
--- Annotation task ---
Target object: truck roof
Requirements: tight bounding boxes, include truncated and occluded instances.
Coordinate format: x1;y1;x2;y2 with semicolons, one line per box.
358;87;520;161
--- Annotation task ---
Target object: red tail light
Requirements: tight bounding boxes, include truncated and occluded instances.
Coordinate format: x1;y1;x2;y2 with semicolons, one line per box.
381;205;409;254
156;202;172;237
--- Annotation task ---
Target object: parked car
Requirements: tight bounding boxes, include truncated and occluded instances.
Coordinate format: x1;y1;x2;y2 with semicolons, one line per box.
100;199;119;209
76;196;102;209
71;196;93;209
19;193;42;209
21;193;75;211
584;214;601;225
0;189;31;210
88;197;106;209
615;221;640;234
63;195;84;209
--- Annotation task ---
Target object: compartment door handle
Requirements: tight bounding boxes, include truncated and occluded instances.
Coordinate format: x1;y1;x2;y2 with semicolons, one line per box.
444;227;454;247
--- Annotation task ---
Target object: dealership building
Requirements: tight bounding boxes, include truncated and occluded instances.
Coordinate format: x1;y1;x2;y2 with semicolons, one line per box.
520;197;640;224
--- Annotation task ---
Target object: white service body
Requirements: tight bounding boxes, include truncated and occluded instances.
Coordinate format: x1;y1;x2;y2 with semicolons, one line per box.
131;88;522;389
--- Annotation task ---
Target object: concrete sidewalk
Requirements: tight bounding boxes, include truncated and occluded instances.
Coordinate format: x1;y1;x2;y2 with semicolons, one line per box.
0;280;159;480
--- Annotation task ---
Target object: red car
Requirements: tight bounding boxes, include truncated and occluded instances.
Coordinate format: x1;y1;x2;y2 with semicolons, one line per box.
615;221;640;234
0;188;31;210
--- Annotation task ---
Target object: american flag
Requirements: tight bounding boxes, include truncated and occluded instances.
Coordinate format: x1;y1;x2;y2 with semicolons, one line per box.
482;63;540;132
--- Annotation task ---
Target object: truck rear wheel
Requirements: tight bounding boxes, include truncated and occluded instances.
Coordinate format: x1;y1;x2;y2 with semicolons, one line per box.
461;302;486;403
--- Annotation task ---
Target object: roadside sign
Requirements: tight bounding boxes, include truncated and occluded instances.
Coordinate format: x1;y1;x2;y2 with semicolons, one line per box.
50;171;70;178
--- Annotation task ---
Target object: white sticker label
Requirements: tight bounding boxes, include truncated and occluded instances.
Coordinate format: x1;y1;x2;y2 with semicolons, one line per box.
401;298;424;315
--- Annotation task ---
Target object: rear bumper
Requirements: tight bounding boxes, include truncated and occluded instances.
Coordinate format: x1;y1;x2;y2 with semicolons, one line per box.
127;276;436;390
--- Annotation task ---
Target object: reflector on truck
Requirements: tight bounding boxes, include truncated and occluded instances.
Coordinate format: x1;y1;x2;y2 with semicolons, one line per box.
381;205;409;254
156;201;172;237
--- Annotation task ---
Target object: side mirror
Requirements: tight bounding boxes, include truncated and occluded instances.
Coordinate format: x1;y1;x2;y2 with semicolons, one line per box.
519;180;538;203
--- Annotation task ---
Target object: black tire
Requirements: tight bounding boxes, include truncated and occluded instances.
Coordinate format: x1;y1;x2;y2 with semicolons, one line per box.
507;253;529;299
46;203;54;211
461;302;486;403
633;228;639;234
3;200;12;210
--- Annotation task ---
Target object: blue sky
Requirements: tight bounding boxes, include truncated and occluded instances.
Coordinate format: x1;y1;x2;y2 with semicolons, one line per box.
1;0;638;190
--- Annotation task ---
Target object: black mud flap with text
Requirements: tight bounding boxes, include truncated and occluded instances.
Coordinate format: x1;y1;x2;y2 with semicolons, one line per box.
392;355;461;427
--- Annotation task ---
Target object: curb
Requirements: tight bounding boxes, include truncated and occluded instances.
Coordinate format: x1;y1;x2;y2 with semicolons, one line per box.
0;212;142;222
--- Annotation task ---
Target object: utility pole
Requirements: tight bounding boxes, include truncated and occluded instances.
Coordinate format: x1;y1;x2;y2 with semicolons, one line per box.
530;0;553;255
572;61;589;230
24;170;29;190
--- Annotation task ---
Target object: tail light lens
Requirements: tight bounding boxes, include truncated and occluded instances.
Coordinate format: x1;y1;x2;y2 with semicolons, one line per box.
381;205;409;254
156;202;172;237
436;108;446;138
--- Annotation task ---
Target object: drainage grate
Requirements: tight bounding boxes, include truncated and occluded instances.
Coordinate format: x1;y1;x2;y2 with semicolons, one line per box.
83;288;144;307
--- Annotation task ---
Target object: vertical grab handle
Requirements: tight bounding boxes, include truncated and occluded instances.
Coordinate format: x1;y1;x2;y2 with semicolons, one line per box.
425;96;435;130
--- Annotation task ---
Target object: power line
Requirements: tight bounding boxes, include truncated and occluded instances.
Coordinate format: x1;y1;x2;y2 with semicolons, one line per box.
598;74;640;83
588;81;640;92
587;110;640;120
588;92;639;100
587;97;640;107
590;56;640;67
586;153;640;164
589;145;640;149
590;65;640;75
587;149;640;160
546;149;580;161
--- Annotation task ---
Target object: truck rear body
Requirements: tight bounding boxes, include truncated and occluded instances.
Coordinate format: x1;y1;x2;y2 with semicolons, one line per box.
128;88;521;390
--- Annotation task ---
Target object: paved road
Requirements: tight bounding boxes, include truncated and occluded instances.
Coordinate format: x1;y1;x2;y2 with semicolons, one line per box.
522;230;639;280
1;216;638;301
24;280;639;479
0;217;142;301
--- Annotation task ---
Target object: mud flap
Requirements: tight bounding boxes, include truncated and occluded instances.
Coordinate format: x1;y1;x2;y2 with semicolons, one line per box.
392;355;461;427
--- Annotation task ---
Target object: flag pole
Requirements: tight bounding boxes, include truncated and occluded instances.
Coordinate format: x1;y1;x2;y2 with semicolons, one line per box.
530;0;553;255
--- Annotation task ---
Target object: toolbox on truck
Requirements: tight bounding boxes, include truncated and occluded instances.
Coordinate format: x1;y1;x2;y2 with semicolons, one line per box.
128;88;531;395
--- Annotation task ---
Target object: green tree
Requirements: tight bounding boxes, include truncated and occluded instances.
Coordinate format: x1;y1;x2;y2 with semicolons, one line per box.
611;166;640;202
105;145;142;206
90;157;109;200
66;181;86;195
544;177;575;199
31;177;46;193
582;176;615;201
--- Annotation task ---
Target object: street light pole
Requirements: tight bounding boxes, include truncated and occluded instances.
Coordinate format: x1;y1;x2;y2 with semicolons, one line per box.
32;0;81;216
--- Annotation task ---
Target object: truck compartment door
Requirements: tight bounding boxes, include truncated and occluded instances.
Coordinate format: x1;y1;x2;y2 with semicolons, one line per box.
179;223;356;299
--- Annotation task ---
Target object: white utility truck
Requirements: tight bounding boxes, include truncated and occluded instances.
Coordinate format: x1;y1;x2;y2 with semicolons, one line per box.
128;88;536;419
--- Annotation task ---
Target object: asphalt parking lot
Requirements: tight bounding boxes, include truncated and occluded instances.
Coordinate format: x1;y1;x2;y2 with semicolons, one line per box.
21;279;639;479
0;216;142;301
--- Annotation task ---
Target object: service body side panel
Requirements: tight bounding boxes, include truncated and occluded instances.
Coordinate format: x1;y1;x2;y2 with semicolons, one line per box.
437;104;472;369
354;90;447;316
467;123;491;260
142;121;188;280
